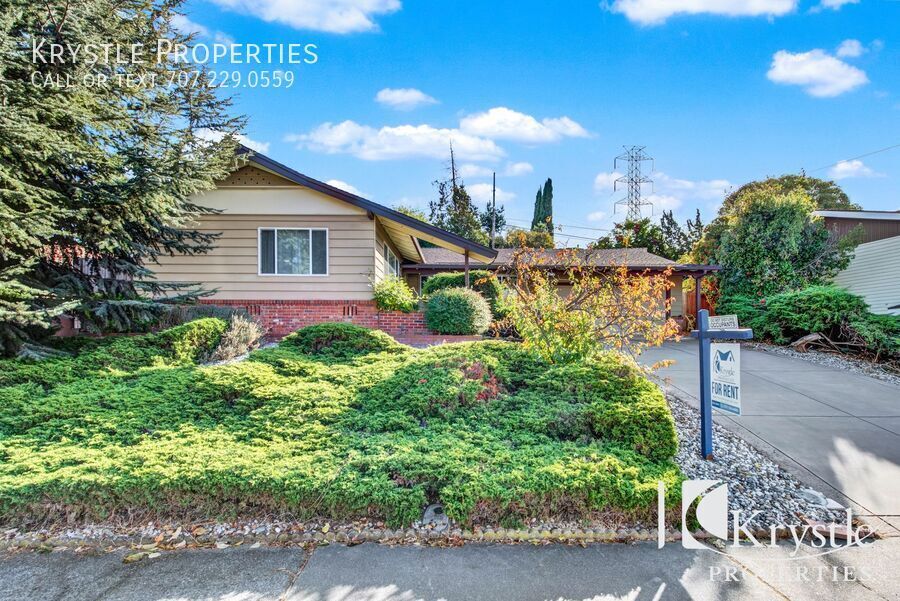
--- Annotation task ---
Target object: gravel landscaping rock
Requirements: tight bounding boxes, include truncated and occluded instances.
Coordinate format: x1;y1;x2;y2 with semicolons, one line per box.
748;341;900;387
667;393;847;530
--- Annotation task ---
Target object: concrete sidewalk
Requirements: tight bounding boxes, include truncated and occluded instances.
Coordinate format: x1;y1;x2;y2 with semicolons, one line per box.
3;540;899;601
639;340;900;533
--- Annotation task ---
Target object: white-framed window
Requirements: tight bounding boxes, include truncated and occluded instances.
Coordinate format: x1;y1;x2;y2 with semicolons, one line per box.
259;228;328;276
383;242;400;277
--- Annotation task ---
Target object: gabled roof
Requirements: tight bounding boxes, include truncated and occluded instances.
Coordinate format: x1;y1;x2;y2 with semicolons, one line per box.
233;146;498;263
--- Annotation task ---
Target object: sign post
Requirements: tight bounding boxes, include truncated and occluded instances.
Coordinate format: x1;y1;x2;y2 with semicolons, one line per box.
691;310;753;460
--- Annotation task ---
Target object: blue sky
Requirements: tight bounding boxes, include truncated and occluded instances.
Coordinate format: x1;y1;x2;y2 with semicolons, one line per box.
181;0;899;243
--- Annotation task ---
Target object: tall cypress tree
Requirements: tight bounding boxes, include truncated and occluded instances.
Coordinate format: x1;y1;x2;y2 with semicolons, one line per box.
0;0;242;353
530;178;554;236
531;187;544;231
541;178;554;234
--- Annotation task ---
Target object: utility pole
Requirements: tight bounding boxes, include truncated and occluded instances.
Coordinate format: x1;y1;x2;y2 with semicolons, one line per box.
614;146;654;221
490;171;496;249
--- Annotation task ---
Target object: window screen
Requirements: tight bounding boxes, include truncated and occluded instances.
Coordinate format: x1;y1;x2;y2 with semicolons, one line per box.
259;229;327;275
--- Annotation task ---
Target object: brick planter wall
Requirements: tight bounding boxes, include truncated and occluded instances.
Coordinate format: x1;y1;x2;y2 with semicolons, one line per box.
200;299;431;339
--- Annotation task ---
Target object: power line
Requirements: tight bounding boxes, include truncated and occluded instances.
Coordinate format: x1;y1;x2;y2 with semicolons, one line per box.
506;218;611;232
807;142;900;173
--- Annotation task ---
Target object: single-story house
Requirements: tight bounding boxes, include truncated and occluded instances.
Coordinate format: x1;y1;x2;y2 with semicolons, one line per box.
152;146;495;337
403;247;719;324
152;146;719;337
813;210;900;316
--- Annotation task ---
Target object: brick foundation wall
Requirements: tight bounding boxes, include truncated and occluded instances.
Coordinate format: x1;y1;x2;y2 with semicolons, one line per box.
200;299;431;339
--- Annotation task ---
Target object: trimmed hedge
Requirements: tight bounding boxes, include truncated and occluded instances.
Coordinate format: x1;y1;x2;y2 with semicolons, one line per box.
372;276;418;313
422;270;507;318
425;288;492;335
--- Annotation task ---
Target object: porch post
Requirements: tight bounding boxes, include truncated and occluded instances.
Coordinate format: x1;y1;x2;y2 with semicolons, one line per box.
694;274;702;321
464;250;470;288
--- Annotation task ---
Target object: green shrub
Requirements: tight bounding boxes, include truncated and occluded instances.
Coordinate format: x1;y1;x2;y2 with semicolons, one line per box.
281;322;408;359
720;286;899;358
157;318;229;363
0;325;682;528
425;288;492;335
372;276;418;313
422;270;507;318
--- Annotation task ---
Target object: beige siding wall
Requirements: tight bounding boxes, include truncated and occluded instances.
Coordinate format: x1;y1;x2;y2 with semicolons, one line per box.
154;213;377;301
374;219;406;283
833;236;900;315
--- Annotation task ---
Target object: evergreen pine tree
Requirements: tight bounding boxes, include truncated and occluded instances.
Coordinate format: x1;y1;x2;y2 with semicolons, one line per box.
659;210;689;259
0;0;242;353
685;209;704;248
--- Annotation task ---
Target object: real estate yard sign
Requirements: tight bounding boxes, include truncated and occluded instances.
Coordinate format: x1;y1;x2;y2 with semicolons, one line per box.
710;342;741;415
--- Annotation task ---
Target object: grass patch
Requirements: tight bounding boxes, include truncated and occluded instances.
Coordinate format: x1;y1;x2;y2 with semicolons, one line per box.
0;322;682;527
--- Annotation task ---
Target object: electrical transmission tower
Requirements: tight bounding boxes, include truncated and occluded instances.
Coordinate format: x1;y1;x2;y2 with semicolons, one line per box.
614;146;654;221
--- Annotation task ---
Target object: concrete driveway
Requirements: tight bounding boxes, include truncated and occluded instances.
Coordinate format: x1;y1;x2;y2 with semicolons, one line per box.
639;340;900;533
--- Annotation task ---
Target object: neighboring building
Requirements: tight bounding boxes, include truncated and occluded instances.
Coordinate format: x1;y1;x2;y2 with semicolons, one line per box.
814;210;900;244
813;210;900;316
832;236;900;316
152;147;496;337
403;247;721;323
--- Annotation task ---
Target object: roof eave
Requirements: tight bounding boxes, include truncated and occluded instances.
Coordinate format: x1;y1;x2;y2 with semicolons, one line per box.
236;146;497;262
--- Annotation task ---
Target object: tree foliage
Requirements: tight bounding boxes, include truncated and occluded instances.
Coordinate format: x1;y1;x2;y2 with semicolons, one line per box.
0;0;241;353
595;218;668;257
428;147;488;245
531;178;554;234
721;174;860;214
496;227;555;249
504;247;679;364
708;186;854;298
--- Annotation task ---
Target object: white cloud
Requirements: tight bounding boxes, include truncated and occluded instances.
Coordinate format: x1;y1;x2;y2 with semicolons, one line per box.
286;120;504;161
468;183;515;203
375;88;438;111
171;14;234;44
325;179;363;195
653;172;731;200
595;170;732;220
458;164;492;178
505;162;534;176
645;193;682;211
609;0;796;25
587;211;607;222
195;129;270;153
459;161;533;178
459;107;589;143
828;159;882;180
767;49;868;97
812;0;859;12
207;0;400;34
171;14;209;36
594;171;623;193
836;39;865;58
